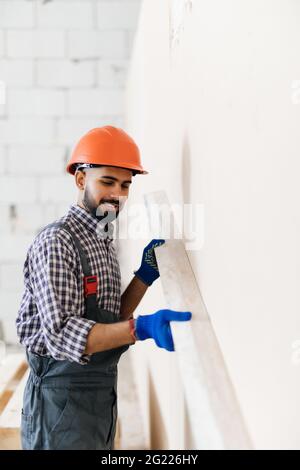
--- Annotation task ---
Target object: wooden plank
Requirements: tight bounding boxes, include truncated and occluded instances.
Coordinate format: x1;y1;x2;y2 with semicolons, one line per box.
116;354;147;450
145;191;252;450
0;369;29;429
0;428;21;450
0;354;26;397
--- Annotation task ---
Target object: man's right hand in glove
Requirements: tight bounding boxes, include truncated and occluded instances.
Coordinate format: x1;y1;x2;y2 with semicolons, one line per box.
135;309;192;352
84;309;192;356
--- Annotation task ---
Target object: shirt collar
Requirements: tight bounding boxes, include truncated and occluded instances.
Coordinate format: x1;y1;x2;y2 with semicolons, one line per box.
68;204;114;244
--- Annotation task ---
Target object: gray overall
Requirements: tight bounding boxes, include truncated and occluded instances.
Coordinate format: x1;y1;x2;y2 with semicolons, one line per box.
21;222;129;450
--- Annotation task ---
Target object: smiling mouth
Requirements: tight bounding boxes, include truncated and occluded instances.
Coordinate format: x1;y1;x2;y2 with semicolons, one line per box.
101;202;119;210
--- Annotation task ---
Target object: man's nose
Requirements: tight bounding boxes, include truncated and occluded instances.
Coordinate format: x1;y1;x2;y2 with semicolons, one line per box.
107;194;120;203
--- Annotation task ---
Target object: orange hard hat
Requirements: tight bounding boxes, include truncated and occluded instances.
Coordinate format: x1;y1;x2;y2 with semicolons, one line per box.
66;125;148;175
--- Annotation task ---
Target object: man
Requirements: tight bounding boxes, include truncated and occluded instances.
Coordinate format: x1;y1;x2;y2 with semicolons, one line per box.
16;126;192;450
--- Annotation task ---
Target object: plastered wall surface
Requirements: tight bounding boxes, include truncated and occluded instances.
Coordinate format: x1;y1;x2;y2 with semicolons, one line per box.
124;0;300;449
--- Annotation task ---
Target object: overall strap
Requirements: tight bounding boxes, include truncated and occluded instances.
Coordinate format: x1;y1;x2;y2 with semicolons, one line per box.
37;221;98;313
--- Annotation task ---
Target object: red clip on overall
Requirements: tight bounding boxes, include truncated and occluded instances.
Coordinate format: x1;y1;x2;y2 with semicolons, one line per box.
84;275;98;297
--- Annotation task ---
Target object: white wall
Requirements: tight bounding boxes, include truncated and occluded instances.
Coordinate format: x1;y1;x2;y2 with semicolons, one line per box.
124;0;300;450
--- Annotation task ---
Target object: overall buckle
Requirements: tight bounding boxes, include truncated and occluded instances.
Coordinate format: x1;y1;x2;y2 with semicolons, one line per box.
84;275;98;297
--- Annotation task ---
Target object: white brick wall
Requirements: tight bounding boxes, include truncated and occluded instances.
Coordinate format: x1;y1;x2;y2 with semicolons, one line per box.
0;264;24;292
97;1;140;30
0;31;4;57
67;89;124;116
37;60;95;88
0;146;5;175
0;176;37;203
0;0;142;343
0;1;34;29
37;1;93;30
97;59;129;88
0;235;33;263
7;89;65;116
7;145;66;175
39;175;77;203
6;203;58;234
0;118;55;144
0;204;10;234
0;291;23;343
67;31;126;59
7;31;65;58
0;60;34;87
0;104;5;117
57;117;111;144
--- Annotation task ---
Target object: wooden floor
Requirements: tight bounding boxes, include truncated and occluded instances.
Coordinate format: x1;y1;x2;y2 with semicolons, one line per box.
0;353;28;450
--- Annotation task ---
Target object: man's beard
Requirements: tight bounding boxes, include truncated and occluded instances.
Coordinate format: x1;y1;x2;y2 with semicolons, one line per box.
82;187;119;227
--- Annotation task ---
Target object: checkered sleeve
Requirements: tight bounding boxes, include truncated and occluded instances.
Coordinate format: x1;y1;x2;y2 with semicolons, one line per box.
31;234;96;365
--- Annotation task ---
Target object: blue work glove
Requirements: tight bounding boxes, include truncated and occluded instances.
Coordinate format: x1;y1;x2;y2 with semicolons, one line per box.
135;309;192;352
134;239;165;286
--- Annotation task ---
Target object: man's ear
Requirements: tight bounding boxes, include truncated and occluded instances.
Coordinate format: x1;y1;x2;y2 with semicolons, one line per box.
75;169;86;189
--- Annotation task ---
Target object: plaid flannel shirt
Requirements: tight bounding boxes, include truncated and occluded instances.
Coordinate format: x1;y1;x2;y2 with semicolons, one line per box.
16;204;121;365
